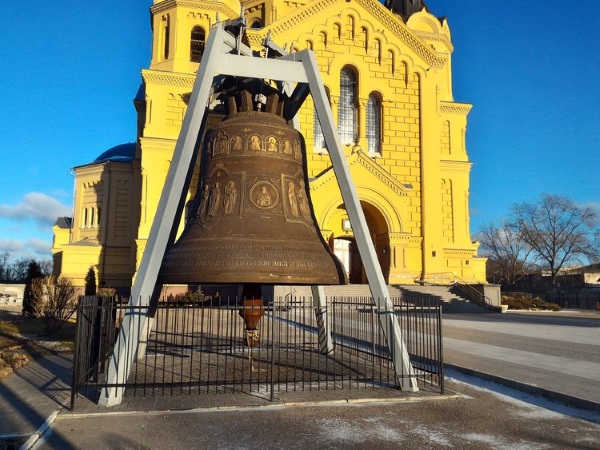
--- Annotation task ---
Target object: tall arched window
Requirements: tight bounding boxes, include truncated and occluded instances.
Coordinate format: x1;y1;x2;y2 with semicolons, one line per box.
190;26;205;63
313;87;330;152
338;67;357;145
162;18;170;60
313;107;325;151
366;93;382;154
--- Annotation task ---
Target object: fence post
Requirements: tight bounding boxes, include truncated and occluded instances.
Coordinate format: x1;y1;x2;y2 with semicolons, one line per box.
311;286;333;354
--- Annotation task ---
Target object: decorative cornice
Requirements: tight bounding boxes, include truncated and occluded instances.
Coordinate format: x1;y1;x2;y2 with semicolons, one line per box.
389;232;421;244
440;160;472;172
412;31;453;52
443;248;477;257
141;69;196;88
439;101;472;115
151;0;237;16
354;151;412;196
247;0;446;68
311;151;412;197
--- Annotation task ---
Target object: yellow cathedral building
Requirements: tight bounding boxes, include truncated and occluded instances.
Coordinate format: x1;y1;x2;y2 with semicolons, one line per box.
52;0;487;294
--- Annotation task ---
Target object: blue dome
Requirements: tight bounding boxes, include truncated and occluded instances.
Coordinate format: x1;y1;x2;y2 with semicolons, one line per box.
94;143;136;163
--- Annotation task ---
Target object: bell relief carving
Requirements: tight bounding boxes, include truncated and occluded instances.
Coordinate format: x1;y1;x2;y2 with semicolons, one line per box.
223;180;237;215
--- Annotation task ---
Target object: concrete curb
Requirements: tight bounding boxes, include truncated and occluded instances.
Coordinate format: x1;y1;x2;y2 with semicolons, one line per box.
445;363;600;413
58;393;466;419
20;409;60;450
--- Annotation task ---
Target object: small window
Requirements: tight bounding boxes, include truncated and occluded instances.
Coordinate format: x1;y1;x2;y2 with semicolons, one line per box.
190;26;205;63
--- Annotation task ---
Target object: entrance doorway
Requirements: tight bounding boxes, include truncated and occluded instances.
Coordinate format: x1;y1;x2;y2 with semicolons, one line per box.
332;202;390;284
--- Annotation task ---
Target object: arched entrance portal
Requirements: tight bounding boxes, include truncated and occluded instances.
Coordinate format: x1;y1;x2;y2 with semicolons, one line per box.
330;202;390;284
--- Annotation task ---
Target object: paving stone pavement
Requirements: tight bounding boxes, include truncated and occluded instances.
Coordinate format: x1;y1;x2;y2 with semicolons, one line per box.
1;309;599;449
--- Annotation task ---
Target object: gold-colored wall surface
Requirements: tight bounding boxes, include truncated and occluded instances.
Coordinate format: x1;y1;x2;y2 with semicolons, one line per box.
52;0;486;292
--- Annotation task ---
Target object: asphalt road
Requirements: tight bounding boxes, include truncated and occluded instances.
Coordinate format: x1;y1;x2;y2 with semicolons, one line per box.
443;310;600;406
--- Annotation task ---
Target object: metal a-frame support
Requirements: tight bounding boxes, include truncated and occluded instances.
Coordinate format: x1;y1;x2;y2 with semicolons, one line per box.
99;22;417;407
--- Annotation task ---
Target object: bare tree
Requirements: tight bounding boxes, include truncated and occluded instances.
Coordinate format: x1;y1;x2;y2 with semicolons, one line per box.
30;276;77;334
512;194;598;287
12;257;31;282
477;220;535;288
0;252;9;282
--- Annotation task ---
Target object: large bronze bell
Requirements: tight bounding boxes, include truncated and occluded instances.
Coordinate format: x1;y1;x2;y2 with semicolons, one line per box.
159;79;347;286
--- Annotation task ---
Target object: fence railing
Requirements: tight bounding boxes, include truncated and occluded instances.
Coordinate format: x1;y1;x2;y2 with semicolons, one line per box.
71;295;443;409
416;272;495;309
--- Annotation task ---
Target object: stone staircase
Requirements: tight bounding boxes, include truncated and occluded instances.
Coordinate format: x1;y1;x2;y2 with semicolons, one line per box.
273;284;488;313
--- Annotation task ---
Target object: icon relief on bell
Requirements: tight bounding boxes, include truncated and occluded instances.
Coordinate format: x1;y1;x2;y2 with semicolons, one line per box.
256;186;272;207
249;182;279;209
208;182;221;216
214;131;229;155
298;180;311;219
293;140;302;160
199;183;210;218
223;180;237;215
282;139;293;155
267;136;278;152
231;135;244;152
287;181;300;217
250;135;262;151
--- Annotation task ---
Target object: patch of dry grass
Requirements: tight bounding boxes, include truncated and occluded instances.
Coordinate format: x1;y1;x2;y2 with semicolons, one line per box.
0;313;75;380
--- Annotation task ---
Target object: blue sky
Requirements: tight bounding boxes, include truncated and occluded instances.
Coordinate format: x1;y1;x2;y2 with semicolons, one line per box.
0;1;598;263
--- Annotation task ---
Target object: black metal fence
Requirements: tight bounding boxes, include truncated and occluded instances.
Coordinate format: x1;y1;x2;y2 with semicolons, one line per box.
71;295;443;408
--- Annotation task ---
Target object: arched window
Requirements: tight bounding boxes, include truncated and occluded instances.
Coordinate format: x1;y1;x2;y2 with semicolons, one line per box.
366;93;382;154
313;107;325;151
190;26;205;63
338;67;357;145
313;87;330;152
162;19;170;60
249;19;263;29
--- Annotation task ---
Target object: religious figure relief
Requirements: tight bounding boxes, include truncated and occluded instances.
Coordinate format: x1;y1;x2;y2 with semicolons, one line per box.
214;131;229;155
282;139;293;155
208;182;221;216
223;180;237;215
287;181;299;217
256;186;272;207
250;135;262;151
297;180;311;219
199;183;210;218
267;136;278;152
293;139;302;160
231;135;244;152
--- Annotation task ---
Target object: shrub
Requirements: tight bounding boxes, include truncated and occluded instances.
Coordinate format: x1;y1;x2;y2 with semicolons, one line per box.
501;293;561;311
30;276;78;334
84;267;97;296
22;260;44;318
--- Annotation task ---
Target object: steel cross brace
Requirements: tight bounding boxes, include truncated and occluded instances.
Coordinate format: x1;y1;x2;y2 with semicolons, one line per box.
99;23;417;406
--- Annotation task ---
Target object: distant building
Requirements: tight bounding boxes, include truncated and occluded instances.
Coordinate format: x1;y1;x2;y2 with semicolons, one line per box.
52;0;486;293
0;284;25;307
